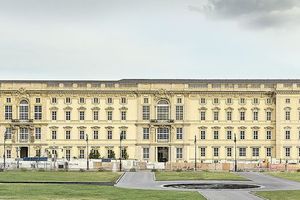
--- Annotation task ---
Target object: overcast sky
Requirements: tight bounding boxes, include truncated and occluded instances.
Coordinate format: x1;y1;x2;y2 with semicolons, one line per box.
0;0;300;80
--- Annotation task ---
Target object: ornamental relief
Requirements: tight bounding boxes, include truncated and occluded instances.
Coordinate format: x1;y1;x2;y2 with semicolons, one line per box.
154;88;173;101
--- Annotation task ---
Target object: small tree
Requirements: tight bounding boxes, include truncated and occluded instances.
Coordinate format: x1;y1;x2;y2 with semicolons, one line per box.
123;149;129;160
89;150;100;159
109;150;116;159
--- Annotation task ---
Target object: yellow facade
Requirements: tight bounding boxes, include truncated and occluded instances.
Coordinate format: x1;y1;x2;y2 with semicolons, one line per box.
0;80;300;164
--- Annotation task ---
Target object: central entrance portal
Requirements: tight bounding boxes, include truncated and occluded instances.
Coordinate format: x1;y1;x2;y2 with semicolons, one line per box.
157;147;169;162
20;147;28;158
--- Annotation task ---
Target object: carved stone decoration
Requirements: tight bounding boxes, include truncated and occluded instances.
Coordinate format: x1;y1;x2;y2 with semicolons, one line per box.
154;88;173;101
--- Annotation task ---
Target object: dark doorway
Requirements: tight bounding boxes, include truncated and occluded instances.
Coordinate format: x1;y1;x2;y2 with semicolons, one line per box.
157;147;169;162
20;147;28;158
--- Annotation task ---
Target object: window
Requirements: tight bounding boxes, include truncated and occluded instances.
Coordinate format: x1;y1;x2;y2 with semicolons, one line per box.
253;98;259;104
107;97;113;104
36;98;41;103
285;147;291;157
51;130;57;140
240;111;245;121
6;150;11;158
65;97;71;104
121;97;127;104
200;147;206;157
266;98;272;104
227;148;232;157
177;98;182;104
107;111;113;120
142;106;150;120
213;130;219;140
286;111;291;120
93;130;99;139
51;97;57;104
5;128;12;139
120;130;126;140
34;105;42;120
107;130;112;139
36;149;41;157
93;111;99;120
35;127;41;140
20;128;29;141
176;105;183;120
227;111;232;121
286;98;290;104
79;111;85;120
143;97;149;104
52;111;57;120
176;148;183;159
79;97;85;104
200;98;206;104
285;130;291;140
200;130;206;140
93;98;99;104
65;111;71;121
65;130;71;140
266;111;272;121
79;149;85;159
157;127;169;140
253;130;258;140
200;111;206;121
240;131;245;140
226;98;232;104
253;111;258;121
176;128;183;140
213;98;219;104
143;148;149;159
121;148;126;159
266;131;272;140
266;148;272;157
143;128;149;140
66;149;71;161
240;98;245;104
213;148;219;157
5;105;12;120
157;100;169;120
121;111;127;120
213;111;219;121
227;131;232;140
252;148;259;157
239;148;246;157
107;149;114;158
79;130;85;140
19;100;29;120
6;98;11;103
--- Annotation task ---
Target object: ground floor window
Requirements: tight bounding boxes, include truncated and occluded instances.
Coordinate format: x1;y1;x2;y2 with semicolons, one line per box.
239;148;246;157
213;148;219;157
66;149;71;161
227;148;232;157
143;148;149;159
79;149;85;159
176;148;183;159
266;148;272;157
285;147;291;157
6;149;11;158
200;148;206;157
252;148;259;157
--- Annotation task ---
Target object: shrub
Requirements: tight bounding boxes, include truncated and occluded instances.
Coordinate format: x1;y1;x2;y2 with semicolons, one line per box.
151;168;158;172
129;168;136;172
79;169;85;172
176;169;183;172
296;169;300;172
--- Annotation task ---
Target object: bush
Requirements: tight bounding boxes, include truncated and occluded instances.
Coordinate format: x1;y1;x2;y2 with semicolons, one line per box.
79;169;85;172
175;169;183;172
151;168;158;172
129;168;136;172
296;169;300;172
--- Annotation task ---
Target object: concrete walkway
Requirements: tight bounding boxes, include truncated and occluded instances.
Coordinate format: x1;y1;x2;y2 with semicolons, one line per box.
115;171;300;200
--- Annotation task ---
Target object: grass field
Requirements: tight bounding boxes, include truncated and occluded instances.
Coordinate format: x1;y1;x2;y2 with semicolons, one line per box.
0;171;121;182
155;171;246;181
256;190;300;200
266;172;300;182
0;184;205;200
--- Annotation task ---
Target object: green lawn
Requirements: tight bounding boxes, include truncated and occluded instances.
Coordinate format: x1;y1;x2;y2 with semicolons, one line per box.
266;172;300;182
0;184;205;200
256;190;300;200
155;171;246;181
0;171;121;182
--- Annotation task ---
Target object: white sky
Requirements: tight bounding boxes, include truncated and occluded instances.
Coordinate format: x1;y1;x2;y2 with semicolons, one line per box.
0;0;300;80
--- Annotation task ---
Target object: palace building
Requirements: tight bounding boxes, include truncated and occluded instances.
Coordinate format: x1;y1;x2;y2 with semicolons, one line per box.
1;79;300;164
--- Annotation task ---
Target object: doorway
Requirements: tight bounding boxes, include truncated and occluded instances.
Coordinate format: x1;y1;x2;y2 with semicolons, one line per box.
20;147;28;158
157;147;169;162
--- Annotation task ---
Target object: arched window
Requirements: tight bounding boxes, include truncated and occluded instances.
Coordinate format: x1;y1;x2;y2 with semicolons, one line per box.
19;100;29;120
157;99;169;120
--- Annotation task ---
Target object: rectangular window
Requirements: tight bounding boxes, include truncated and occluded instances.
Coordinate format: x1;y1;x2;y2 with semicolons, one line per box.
177;98;182;104
200;148;206;157
65;111;71;121
176;128;183;140
121;111;127;120
176;105;184;120
157;127;169;140
107;149;114;159
143;97;149;104
65;130;71;140
226;98;232;104
5;128;12;139
107;130;112;140
200;130;206;140
142;106;150;120
227;148;232;157
266;111;272;121
6;98;11;103
253;130;258;140
200;111;206;121
252;148;259;157
36;149;41;157
51;130;57;140
227;111;232;121
5;105;12;120
6;149;11;158
253;111;258;121
93;130;99;139
240;131;245;140
266;131;272;140
20;128;29;141
121;97;127;104
143;128;150;140
66;149;71;161
266;98;272;104
93;111;99;120
51;97;57;104
36;98;41;103
35;127;41;140
80;130;85;140
227;131;232;140
143;148;149;159
213;130;219;140
240;98;245;104
107;97;113;104
107;111;113;120
240;111;245;121
120;130;126;140
34;105;42;120
79;149;85;159
253;98;259;104
285;130;291;140
79;97;85;104
286;111;291;120
266;148;272;157
79;111;85;120
176;148;183;159
52;111;57;120
200;98;206;104
213;98;219;104
285;147;291;157
213;148;219;157
213;111;219;121
93;98;99;104
286;98;290;104
65;97;71;104
239;148;246;157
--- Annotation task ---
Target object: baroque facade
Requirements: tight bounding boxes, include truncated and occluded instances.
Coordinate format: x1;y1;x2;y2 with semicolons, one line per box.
1;79;300;164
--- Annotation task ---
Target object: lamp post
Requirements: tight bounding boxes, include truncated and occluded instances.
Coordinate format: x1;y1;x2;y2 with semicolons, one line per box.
3;131;7;170
234;133;237;172
194;135;197;171
86;134;89;170
119;134;123;172
16;147;20;169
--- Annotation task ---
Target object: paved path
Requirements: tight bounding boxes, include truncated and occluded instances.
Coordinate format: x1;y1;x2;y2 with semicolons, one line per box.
115;171;300;200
